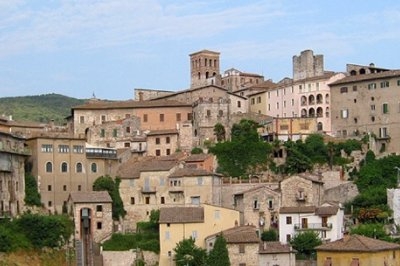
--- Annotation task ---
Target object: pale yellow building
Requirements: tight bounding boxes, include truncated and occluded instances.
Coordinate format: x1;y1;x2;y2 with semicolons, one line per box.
316;234;400;266
158;204;240;266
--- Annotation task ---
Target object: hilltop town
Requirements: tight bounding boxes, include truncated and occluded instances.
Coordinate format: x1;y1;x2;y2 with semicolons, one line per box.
2;49;400;266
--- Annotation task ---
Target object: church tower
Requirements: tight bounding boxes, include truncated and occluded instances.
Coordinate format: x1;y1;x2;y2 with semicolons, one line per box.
189;50;220;88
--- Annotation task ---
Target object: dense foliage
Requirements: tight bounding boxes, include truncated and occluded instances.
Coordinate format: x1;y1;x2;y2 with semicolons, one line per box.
261;229;278;241
0;93;85;124
103;209;160;253
191;147;204;154
350;223;392;241
210;119;272;177
289;230;322;259
213;123;226;142
206;235;230;266
173;238;207;266
0;214;73;252
24;173;42;206
93;175;126;220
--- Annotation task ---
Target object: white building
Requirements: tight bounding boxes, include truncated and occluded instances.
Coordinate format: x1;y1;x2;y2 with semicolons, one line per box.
278;203;344;244
387;188;400;226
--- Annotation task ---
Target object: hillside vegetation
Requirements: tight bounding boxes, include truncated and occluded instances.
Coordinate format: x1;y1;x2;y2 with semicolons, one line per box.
0;93;86;125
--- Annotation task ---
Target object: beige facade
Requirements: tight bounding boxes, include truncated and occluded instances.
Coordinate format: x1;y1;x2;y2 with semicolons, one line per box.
146;130;179;157
158;204;240;266
26;136;118;213
258;241;296;266
0;132;29;217
330;69;400;154
221;68;264;93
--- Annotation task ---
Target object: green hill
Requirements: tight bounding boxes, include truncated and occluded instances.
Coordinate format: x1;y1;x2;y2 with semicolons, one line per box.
0;93;86;125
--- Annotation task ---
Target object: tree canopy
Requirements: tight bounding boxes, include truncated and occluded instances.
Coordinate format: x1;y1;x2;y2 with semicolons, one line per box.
206;235;230;266
173;238;207;266
289;230;322;259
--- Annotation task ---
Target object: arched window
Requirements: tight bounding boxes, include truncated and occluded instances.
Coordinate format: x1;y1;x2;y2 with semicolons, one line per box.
301;96;307;106
61;162;68;173
325;107;330;118
76;162;83;173
317;107;323;117
325;94;329;104
316;94;323;104
309;108;315;117
359;68;366;75
317;122;323;131
46;162;52;173
198;72;201;80
206;72;209;79
350;70;357;76
308;95;315;105
301;109;307;117
91;163;97;173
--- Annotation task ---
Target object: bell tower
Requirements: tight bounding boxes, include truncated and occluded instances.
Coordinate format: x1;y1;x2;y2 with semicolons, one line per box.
189;50;220;88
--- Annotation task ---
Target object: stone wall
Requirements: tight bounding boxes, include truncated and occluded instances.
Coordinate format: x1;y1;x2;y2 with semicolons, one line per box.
102;249;159;266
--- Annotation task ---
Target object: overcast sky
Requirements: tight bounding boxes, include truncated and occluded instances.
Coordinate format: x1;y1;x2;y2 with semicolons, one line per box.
1;0;399;100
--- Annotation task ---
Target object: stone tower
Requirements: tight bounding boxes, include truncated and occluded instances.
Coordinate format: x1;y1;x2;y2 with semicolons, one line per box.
293;50;324;81
190;50;220;88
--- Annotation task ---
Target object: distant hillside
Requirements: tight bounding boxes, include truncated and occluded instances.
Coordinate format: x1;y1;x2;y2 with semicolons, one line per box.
0;93;86;125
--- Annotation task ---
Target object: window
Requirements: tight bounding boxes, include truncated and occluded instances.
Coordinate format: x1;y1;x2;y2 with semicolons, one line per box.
286;234;291;242
371;104;375;111
197;177;203;185
253;199;259;209
160;114;164;122
166;149;171;155
48;185;52;191
165;231;170;240
76;163;83;173
237;101;241;108
73;145;84;153
191;196;200;205
58;145;70;153
218;110;223;117
239;244;245;253
286;216;292;224
176;113;181;121
156;149;161;156
145;197;150;204
368;83;376;90
192;231;198;240
156;138;160;145
131;197;135;204
251;98;255;105
214;210;220;219
268;199;273;209
61;162;68;173
113;129;117;137
187;113;193;121
380;81;389;88
340;87;348;93
63;185;67;191
143;114;148;122
353;85;357;91
383;103;389;114
41;144;53;153
161;197;165;204
101;115;106;122
48;201;52;207
166;137;170;144
340;109;348;119
78;185;81;191
97;222;102;230
379;127;388;138
79;116;84;124
257;96;261;103
206;110;211;117
350;258;359;266
96;205;103;212
91;163;97;173
100;129;105;137
46;162;53;173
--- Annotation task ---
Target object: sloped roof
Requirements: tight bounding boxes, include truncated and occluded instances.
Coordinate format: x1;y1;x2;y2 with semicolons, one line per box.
159;207;204;224
169;168;215;178
207;225;260;244
118;157;177;179
73;99;191;110
69;191;112;203
279;206;316;214
315;234;400;252
329;70;400;86
259;241;295;254
315;205;339;216
234;185;279;196
146;129;178;136
184;153;212;162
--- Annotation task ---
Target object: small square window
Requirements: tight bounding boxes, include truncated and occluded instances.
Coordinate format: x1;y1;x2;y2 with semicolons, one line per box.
97;222;102;229
96;205;103;212
131;197;135;204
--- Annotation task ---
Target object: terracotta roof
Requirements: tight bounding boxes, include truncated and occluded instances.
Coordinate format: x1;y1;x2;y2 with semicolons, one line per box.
315;205;339;216
315;234;400;252
184;153;211;162
73;99;191;110
234;185;279;196
329;70;400;86
118;157;177;178
169;168;214;178
189;49;220;56
146;129;178;136
297;173;324;184
208;226;260;244
259;241;295;254
150;84;228;100
279;206;316;214
69;191;112;203
159;206;204;223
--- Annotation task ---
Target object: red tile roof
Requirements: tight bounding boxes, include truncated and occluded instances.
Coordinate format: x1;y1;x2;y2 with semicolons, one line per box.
206;225;260;244
69;191;112;203
118;157;177;179
73;99;191;110
169;168;214;178
329;70;400;86
279;206;316;214
159;206;204;223
259;241;295;254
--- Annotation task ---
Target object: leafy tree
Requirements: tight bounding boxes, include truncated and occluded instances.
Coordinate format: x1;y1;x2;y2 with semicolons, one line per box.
290;231;322;259
93;175;126;220
206;234;230;266
350;223;391;241
210;119;272;177
213;123;226;142
261;229;278;241
282;144;313;174
173;238;207;266
303;134;328;164
24;173;41;206
191;147;203;154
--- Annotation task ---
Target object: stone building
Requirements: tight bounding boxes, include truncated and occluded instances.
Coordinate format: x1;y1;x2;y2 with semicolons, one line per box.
258;241;296;266
190;50;220;88
0;131;29;217
182;153;215;172
221;68;265;93
233;185;281;233
205;225;260;266
26;136;118;213
329;67;400;154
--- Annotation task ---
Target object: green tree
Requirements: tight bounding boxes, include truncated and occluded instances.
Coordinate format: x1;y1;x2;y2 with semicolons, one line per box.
93;175;126;220
191;147;203;154
210;119;272;177
24;173;41;206
214;123;226;142
290;231;322;259
261;229;278;241
173;238;207;266
206;234;230;266
350;223;390;241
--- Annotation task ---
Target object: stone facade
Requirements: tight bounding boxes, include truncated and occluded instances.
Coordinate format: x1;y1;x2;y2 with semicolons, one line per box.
221;68;264;93
0;132;28;217
293;50;324;81
190;50;220;88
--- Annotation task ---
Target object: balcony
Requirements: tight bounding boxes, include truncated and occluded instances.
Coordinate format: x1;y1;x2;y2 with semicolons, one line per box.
169;186;184;193
294;223;332;231
86;148;118;160
141;186;157;194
